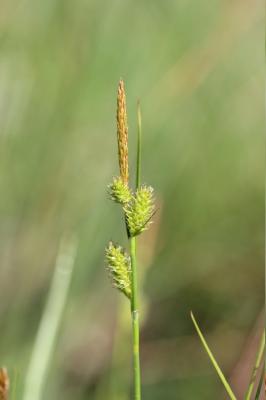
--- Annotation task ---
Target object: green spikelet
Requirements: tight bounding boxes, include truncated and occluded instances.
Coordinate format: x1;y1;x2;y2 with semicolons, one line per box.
105;241;132;299
124;185;155;237
108;177;132;204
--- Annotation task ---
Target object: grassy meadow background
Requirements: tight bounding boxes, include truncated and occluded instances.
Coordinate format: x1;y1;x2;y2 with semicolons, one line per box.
0;0;264;399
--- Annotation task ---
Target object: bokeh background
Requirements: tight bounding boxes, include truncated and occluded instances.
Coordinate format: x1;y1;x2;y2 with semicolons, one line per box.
0;0;264;399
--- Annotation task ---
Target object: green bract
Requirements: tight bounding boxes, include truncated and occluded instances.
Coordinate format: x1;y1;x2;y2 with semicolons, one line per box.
108;176;132;204
124;185;155;237
105;241;132;299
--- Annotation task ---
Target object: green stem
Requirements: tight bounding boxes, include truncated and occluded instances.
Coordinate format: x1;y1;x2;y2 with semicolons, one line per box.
136;101;142;190
130;236;141;400
245;330;265;400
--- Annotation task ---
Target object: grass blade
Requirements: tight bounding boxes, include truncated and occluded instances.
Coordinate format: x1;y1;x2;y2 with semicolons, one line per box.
245;330;265;400
254;366;264;400
190;311;237;400
23;235;77;400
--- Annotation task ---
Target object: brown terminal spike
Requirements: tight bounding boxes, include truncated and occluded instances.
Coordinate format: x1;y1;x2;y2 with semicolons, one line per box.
0;368;9;400
117;79;129;185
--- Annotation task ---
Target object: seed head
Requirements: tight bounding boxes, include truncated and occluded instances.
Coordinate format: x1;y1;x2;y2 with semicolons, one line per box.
124;185;155;237
105;241;131;299
0;368;9;400
117;79;129;185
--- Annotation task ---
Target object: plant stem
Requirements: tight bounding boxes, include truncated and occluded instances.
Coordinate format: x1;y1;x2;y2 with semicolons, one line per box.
245;330;265;400
136;101;142;190
130;236;141;400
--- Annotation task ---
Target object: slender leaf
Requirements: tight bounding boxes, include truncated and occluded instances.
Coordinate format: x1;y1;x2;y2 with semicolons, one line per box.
245;331;265;400
190;311;237;400
254;366;264;400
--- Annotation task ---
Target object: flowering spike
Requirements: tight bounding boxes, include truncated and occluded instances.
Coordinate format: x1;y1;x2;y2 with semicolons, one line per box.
117;79;129;185
105;241;131;299
108;177;132;204
124;185;155;237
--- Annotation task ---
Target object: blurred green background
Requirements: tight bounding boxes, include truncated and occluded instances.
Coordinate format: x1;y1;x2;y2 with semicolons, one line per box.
0;0;264;399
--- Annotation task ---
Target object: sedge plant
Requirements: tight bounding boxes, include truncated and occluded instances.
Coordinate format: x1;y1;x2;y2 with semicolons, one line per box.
105;80;155;400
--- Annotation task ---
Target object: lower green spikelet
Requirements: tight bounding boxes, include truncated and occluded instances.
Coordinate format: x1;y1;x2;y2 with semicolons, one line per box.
105;241;132;299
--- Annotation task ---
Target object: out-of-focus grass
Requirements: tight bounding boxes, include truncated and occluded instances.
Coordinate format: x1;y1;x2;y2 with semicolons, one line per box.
0;0;264;399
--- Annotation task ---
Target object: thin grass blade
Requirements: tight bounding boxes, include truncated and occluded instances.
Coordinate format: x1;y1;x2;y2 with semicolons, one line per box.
190;311;237;400
23;234;77;400
245;330;265;400
254;366;265;400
